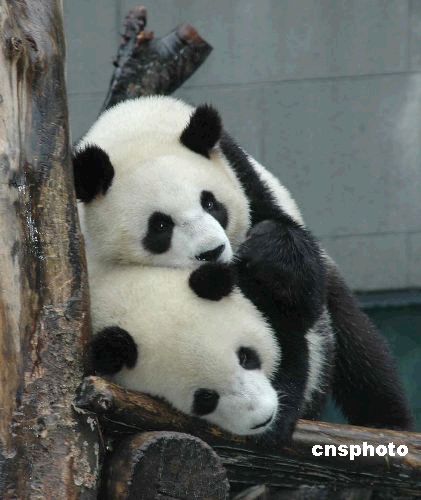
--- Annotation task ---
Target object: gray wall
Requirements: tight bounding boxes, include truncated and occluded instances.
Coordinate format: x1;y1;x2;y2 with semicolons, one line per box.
64;0;421;291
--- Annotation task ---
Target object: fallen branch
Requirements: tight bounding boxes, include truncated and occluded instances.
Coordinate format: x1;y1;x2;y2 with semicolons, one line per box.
100;5;212;112
75;377;421;496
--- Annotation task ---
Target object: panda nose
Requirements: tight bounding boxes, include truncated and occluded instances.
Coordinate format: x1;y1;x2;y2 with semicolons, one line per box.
196;244;225;262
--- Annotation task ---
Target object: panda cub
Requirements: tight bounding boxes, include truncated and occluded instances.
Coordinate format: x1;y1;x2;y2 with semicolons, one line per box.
73;97;250;269
74;96;412;432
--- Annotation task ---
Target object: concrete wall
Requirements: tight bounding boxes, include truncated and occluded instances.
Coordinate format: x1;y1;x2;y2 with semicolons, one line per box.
64;0;421;291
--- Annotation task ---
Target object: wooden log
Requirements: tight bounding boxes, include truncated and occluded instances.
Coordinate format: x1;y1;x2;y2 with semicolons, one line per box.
233;485;375;500
100;5;212;112
101;431;229;499
75;376;246;446
0;2;98;498
75;377;421;497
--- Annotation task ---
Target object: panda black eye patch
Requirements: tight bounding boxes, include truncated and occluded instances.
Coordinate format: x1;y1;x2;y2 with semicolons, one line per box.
238;347;261;370
142;211;174;254
200;190;228;229
192;389;220;416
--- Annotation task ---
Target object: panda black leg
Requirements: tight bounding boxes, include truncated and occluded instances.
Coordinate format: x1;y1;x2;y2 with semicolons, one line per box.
189;262;235;301
257;334;311;446
327;264;414;430
88;326;138;376
237;218;326;334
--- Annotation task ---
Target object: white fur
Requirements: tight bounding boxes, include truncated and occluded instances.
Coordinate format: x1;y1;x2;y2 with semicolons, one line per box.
77;96;251;268
303;309;334;403
90;264;280;435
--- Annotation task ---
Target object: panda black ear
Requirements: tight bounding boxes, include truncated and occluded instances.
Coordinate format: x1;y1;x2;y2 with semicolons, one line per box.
180;104;222;158
72;144;115;202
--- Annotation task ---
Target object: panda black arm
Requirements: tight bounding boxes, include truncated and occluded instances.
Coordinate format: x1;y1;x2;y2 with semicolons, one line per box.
88;326;138;376
221;132;412;431
237;219;326;335
221;133;326;332
327;264;414;431
236;247;316;444
219;132;288;225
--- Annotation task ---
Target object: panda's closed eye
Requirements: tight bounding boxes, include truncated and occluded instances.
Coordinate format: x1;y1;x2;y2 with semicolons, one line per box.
238;347;261;370
192;389;220;416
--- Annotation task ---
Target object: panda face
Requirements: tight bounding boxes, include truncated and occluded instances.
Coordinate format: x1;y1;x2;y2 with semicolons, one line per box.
80;154;242;267
189;349;279;435
115;334;279;436
137;157;233;267
188;346;278;435
93;265;280;436
75;97;251;268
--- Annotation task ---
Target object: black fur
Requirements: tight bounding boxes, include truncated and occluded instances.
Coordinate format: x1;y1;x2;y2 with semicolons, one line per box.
189;263;235;301
221;133;326;333
201;190;228;229
327;263;414;430
235;254;311;445
88;326;138;375
238;219;326;334
218;133;328;442
180;104;222;158
142;212;174;254
72;145;114;202
220;133;286;224
221;131;412;431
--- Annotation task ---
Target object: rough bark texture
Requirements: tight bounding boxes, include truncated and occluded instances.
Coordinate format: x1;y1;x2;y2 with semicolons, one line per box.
0;2;98;498
233;485;376;500
101;432;229;499
100;5;212;112
76;377;421;497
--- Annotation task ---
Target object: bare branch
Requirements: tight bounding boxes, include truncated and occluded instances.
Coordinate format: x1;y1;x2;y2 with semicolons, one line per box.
101;6;212;112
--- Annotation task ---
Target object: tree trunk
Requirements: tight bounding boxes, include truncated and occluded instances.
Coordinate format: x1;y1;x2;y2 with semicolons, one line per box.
0;2;98;498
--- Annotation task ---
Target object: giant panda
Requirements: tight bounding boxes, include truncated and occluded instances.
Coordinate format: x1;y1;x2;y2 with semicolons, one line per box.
73;96;413;431
87;260;333;439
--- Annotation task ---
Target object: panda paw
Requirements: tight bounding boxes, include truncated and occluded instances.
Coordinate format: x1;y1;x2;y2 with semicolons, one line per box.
88;326;138;375
189;263;236;301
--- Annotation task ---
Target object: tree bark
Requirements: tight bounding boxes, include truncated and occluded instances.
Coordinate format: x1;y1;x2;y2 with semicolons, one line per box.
0;2;98;498
100;6;212;112
101;432;229;499
76;377;421;497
